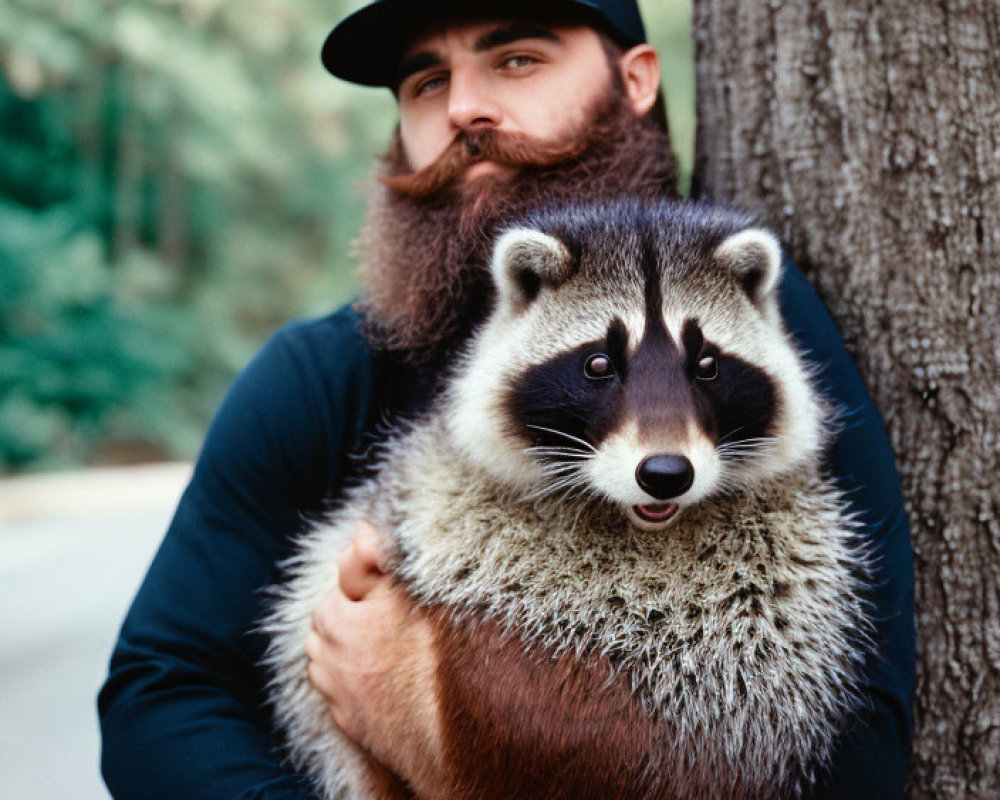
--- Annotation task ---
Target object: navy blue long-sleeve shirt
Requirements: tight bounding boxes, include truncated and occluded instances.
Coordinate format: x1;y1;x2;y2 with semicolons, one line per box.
98;263;914;798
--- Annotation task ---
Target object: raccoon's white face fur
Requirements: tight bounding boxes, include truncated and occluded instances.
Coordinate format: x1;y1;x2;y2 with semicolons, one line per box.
447;202;825;531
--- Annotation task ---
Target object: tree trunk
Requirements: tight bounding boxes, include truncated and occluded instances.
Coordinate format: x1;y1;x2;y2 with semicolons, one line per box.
690;1;1000;797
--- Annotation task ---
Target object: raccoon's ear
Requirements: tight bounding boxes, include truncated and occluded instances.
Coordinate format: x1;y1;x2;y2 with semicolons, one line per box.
714;228;783;308
491;228;574;312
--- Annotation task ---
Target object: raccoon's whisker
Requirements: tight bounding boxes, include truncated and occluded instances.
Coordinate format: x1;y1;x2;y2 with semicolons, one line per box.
717;425;774;447
538;464;584;480
557;483;594;507
717;444;769;456
717;451;766;465
716;437;778;457
525;424;598;454
522;480;578;503
538;459;583;470
521;476;573;502
535;458;592;470
542;469;588;490
728;436;778;446
521;464;592;503
526;446;591;456
717;426;753;446
541;459;586;471
525;446;594;460
525;444;588;453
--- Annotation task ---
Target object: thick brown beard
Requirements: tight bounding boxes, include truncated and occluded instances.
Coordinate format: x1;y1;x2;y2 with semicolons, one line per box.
354;91;678;367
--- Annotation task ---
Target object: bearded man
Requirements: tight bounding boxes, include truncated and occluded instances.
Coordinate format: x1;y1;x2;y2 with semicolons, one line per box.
98;1;914;798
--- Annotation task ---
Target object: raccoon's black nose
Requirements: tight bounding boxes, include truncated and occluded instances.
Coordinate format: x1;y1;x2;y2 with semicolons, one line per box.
636;455;694;500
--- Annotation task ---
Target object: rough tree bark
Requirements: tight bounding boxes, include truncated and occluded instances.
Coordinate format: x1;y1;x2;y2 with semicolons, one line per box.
690;0;999;797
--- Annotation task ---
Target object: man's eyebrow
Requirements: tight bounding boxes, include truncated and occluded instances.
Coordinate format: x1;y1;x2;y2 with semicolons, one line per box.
394;23;559;90
394;51;444;90
474;23;559;51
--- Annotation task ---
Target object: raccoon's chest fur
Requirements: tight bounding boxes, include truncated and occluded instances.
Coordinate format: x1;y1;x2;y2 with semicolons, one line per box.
340;415;868;796
268;418;870;800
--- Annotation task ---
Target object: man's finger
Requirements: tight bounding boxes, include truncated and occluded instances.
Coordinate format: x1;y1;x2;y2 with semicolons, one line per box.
354;520;388;571
337;522;389;600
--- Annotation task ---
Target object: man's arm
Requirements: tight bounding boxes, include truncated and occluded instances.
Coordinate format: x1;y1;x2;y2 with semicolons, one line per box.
98;308;383;800
778;257;915;797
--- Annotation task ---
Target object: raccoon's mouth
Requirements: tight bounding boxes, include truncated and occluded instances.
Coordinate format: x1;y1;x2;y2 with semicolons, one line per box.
631;503;680;526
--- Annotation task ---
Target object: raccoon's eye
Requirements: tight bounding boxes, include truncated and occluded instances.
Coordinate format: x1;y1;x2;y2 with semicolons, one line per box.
695;355;718;381
584;353;615;380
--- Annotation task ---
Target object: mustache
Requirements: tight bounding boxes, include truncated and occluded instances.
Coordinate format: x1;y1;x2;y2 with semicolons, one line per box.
379;126;590;199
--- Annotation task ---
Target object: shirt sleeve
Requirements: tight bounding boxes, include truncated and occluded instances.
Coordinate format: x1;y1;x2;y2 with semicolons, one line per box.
778;258;916;799
98;308;378;800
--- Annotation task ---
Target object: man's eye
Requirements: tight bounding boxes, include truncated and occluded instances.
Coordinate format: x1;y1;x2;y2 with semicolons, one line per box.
500;54;537;71
413;75;448;96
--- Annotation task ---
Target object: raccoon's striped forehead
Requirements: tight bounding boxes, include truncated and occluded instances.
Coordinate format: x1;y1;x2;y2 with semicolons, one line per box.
509;199;759;280
511;243;750;358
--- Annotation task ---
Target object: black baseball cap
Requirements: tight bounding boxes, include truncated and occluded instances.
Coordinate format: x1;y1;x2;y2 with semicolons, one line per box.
321;0;647;88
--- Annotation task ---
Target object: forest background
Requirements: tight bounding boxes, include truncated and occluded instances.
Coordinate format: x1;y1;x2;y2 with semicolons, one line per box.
0;0;694;474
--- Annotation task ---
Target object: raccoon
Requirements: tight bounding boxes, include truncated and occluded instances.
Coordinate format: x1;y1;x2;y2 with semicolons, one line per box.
263;200;873;800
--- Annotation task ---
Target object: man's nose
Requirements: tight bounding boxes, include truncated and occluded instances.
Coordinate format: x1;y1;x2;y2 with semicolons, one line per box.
447;69;502;133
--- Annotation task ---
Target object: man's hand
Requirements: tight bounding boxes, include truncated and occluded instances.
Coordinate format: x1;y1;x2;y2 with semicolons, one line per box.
306;521;446;797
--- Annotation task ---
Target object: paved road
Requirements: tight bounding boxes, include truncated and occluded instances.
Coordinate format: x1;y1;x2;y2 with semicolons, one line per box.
0;464;191;800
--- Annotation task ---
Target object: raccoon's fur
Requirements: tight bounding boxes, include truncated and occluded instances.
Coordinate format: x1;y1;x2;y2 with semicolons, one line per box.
263;200;873;800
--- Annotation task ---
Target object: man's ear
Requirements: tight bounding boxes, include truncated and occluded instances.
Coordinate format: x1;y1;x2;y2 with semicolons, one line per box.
618;44;661;116
491;228;573;313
